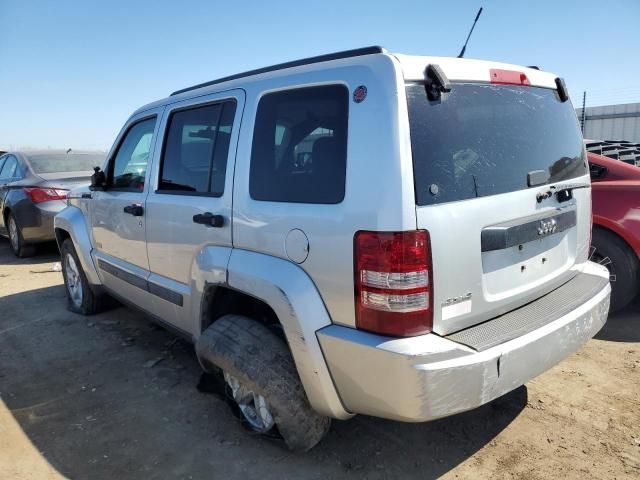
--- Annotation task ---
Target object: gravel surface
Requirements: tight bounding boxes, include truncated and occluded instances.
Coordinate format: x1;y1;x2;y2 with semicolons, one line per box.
0;238;638;479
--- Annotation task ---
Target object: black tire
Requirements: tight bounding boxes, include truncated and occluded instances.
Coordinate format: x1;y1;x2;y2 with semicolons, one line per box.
6;212;36;258
592;228;639;312
60;238;100;315
196;315;331;451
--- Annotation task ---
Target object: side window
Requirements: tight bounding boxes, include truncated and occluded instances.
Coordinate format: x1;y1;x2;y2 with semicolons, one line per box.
158;100;236;196
108;117;156;190
0;155;18;180
250;85;348;204
0;156;6;175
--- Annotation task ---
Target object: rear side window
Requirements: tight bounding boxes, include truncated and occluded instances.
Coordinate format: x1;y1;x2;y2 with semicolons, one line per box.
159;101;236;196
250;85;348;204
0;155;18;179
109;117;156;190
406;83;587;206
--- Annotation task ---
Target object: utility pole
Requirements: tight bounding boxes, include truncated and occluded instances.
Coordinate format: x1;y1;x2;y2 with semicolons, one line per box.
580;91;587;133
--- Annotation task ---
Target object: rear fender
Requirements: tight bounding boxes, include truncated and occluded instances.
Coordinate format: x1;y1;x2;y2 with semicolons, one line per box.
224;248;352;420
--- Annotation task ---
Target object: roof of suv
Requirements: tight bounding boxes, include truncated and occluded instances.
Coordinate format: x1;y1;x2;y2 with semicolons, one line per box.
133;46;562;116
171;46;386;96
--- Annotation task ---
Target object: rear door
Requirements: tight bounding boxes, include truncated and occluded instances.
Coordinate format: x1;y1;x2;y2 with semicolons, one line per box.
90;111;161;311
145;90;242;333
406;80;590;334
0;155;7;234
0;155;19;234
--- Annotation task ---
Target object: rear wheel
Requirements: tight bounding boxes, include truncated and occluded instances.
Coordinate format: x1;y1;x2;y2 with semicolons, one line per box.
591;228;639;312
7;213;36;258
196;315;331;451
60;238;100;315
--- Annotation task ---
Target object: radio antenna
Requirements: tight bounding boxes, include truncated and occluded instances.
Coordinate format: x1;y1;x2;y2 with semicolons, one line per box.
457;7;483;58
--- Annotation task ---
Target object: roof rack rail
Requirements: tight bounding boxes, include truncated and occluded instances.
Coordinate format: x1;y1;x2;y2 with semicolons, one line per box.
170;46;386;96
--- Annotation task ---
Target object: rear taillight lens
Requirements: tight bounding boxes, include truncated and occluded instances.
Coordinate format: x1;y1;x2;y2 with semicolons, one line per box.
354;230;433;337
23;187;69;203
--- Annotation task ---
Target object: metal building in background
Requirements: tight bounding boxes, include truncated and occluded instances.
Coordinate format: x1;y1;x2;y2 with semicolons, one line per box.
585;140;640;166
576;102;640;142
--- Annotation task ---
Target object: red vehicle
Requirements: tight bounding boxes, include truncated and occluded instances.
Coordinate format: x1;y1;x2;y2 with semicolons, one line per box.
589;152;640;311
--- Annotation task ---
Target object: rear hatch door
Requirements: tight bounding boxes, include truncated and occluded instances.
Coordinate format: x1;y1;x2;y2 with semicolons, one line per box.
406;75;591;335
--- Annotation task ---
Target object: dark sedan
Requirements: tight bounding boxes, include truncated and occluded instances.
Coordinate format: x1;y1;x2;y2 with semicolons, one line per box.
0;150;105;257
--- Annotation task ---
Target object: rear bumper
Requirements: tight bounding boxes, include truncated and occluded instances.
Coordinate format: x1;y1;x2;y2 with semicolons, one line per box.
317;263;610;422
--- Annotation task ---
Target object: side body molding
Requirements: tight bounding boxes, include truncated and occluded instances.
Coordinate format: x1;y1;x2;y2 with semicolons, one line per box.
54;206;102;286
226;249;352;420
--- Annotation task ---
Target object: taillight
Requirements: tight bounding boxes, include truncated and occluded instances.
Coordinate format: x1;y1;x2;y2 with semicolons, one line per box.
354;230;433;337
490;68;530;86
23;187;69;203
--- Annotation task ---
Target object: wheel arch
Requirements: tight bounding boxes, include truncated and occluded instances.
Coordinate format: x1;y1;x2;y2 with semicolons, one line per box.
54;226;71;247
200;284;282;337
592;223;640;270
197;248;351;420
593;216;640;261
54;206;102;286
3;204;13;225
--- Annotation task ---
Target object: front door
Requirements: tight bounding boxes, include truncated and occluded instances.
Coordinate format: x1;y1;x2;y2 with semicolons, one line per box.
145;90;243;334
91;111;162;310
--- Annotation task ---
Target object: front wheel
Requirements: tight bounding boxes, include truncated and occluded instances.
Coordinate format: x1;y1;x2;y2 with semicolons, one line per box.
60;238;100;315
196;315;331;451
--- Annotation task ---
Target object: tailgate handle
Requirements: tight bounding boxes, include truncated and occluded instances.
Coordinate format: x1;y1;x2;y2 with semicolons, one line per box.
193;212;225;228
481;210;577;252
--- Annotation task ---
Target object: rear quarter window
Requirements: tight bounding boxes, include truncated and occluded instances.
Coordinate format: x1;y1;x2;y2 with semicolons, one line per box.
250;85;348;204
406;83;587;206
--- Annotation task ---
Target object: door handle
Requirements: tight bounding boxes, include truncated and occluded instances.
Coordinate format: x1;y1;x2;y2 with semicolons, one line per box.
123;204;144;216
193;212;225;228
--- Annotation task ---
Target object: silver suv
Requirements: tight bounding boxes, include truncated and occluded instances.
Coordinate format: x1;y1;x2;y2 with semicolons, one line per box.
55;47;611;451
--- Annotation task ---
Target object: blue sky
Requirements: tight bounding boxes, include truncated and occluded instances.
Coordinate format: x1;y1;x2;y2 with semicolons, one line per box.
1;0;638;150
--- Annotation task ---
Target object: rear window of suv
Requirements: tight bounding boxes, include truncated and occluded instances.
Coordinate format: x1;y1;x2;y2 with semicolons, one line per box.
406;83;587;206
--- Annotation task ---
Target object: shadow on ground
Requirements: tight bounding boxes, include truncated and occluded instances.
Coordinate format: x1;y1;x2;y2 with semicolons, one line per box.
0;238;60;266
0;283;527;480
595;296;640;343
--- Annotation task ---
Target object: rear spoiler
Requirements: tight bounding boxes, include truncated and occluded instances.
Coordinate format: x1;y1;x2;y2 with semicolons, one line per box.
423;63;570;103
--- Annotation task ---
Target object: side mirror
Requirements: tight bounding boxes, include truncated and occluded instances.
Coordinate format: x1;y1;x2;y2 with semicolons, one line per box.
89;166;107;191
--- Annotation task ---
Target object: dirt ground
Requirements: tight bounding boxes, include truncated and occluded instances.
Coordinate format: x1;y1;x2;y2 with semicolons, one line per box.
0;238;638;480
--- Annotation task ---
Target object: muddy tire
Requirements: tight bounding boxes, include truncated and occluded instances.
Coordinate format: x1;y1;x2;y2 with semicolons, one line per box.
7;213;36;258
60;238;100;315
592;228;639;312
196;314;331;451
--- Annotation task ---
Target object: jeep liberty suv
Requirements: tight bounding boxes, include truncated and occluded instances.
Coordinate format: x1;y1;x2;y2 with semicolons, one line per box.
55;47;611;451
